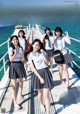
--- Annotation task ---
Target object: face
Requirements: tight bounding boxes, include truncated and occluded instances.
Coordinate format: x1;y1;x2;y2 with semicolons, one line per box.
11;37;18;46
19;31;24;37
46;29;50;35
55;31;61;36
32;42;41;52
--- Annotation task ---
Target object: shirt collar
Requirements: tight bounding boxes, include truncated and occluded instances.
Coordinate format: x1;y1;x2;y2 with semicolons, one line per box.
32;51;41;56
56;35;63;40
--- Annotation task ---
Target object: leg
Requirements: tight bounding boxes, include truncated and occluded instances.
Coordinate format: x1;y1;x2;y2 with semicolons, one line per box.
11;79;19;107
63;64;70;87
38;89;45;112
49;57;53;74
19;78;23;97
43;88;50;114
59;64;63;83
50;57;53;68
11;79;17;103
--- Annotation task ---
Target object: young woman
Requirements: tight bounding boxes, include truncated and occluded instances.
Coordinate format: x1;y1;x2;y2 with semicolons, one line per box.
54;27;73;88
28;39;54;114
18;30;26;52
42;27;54;71
8;35;26;108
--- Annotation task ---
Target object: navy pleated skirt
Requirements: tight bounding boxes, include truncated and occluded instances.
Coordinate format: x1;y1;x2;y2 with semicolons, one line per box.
31;68;54;90
46;48;54;57
63;52;73;64
9;61;27;79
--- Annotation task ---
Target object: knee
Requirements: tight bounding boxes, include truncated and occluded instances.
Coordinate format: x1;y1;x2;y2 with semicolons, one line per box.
44;93;49;99
19;83;23;88
12;84;16;90
59;65;63;71
63;65;67;71
50;59;52;62
38;90;43;96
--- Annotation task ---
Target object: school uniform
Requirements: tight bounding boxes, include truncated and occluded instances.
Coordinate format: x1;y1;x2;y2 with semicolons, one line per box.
45;36;54;57
8;46;26;79
54;35;73;64
28;51;54;90
18;37;26;52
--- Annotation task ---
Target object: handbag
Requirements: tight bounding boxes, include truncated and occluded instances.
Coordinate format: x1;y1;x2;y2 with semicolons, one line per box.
53;37;64;64
26;41;31;53
53;50;64;64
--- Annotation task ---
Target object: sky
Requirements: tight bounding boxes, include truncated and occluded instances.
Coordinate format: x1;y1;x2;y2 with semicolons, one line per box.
0;0;63;5
0;0;80;26
0;0;77;7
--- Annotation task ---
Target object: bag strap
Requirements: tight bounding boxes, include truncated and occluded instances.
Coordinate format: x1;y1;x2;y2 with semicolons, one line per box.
60;36;64;50
32;60;36;69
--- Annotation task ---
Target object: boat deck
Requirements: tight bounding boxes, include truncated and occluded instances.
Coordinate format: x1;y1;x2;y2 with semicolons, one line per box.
0;26;80;114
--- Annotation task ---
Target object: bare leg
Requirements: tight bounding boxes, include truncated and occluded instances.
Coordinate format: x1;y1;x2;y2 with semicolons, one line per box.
59;64;63;83
63;64;70;87
38;89;45;112
43;88;50;114
50;57;53;68
11;79;19;107
19;78;23;97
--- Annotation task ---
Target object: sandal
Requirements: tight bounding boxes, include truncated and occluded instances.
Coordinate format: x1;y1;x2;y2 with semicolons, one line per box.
40;105;46;112
14;103;20;109
19;95;24;100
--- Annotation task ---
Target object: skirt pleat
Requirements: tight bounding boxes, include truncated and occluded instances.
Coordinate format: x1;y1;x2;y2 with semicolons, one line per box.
9;61;27;79
64;52;73;64
31;68;54;90
46;48;54;57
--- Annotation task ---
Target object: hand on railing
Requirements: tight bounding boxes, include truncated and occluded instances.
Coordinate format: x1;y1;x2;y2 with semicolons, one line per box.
53;31;55;36
65;31;69;36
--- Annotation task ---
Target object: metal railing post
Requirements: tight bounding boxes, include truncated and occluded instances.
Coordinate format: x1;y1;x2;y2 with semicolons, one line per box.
3;58;6;74
69;49;73;68
7;39;9;51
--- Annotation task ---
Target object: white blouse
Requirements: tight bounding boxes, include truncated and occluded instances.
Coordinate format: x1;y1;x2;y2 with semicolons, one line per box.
8;46;22;61
44;36;54;50
54;35;69;55
28;51;48;70
18;37;26;52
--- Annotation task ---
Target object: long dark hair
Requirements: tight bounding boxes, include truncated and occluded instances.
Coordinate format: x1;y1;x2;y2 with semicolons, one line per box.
43;27;53;44
54;27;63;36
18;29;26;38
29;39;45;53
10;35;21;49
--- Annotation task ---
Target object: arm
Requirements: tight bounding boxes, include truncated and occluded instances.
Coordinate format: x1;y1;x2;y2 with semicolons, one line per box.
20;48;27;62
42;34;46;44
64;32;71;44
9;48;17;62
30;62;45;84
25;35;29;41
40;49;49;65
25;31;31;41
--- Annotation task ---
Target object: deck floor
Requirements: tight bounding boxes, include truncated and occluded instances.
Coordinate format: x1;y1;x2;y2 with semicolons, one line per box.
0;27;80;114
1;65;80;114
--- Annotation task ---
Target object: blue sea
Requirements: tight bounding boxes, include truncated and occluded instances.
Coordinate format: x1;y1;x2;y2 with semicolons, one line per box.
0;26;14;80
0;22;80;80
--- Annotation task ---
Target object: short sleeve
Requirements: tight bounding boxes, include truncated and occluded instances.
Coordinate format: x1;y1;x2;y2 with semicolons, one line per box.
8;47;13;57
62;35;69;41
28;53;33;64
44;51;49;60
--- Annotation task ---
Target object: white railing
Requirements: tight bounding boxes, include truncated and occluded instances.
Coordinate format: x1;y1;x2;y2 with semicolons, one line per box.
0;25;30;81
0;39;10;78
0;25;31;107
67;47;80;69
36;24;80;70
